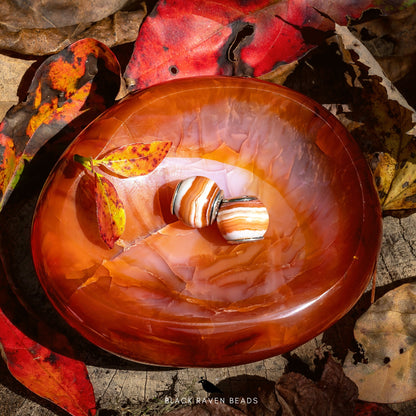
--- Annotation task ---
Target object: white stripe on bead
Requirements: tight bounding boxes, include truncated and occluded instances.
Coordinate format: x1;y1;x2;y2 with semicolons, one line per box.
193;178;217;228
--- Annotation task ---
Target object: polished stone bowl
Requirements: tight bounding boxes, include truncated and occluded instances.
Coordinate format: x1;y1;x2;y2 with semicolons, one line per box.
31;76;382;367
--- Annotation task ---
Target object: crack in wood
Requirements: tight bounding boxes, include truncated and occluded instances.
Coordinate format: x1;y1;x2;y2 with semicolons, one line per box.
399;217;416;260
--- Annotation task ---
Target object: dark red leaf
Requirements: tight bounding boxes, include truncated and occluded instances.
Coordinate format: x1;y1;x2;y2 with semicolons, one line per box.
124;0;409;91
354;401;398;416
0;304;96;416
0;38;121;210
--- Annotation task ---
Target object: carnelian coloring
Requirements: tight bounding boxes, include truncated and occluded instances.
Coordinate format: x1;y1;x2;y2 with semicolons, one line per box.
31;77;382;367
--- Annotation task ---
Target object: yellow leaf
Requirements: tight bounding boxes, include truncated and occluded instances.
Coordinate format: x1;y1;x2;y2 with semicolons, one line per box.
94;172;125;249
95;140;172;177
343;283;416;403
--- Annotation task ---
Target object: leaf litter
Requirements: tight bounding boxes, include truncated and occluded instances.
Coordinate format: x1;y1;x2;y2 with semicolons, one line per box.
324;23;416;211
163;354;383;416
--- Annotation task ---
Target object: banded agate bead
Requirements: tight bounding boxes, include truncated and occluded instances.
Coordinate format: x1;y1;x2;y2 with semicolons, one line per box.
217;196;269;243
171;176;224;228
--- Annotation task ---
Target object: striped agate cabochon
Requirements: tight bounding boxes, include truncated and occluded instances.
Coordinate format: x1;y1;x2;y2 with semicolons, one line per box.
171;176;224;228
217;196;269;243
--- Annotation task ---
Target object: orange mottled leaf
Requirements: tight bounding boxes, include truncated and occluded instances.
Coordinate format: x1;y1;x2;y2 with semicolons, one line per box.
0;307;96;416
95;140;172;177
94;172;126;249
0;127;17;197
25;83;92;138
0;38;121;210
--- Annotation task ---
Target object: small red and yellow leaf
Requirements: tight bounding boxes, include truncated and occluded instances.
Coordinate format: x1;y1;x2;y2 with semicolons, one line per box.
95;140;172;177
94;172;126;249
0;307;96;416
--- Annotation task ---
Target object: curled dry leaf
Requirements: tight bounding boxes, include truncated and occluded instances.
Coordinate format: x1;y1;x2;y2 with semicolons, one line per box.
350;4;416;84
0;38;121;211
331;24;416;211
258;60;300;86
277;356;358;416
343;283;416;403
94;172;126;249
95;140;173;177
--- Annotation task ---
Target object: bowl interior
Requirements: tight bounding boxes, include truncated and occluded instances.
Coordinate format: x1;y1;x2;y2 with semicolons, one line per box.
31;77;382;366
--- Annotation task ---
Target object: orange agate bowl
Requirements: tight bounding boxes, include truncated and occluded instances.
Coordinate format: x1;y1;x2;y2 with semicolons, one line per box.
31;76;382;367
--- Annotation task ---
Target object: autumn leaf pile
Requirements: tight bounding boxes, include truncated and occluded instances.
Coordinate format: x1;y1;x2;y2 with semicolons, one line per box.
0;0;416;415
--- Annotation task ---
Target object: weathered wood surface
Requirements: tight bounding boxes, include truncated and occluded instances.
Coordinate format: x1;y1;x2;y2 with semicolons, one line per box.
1;199;416;415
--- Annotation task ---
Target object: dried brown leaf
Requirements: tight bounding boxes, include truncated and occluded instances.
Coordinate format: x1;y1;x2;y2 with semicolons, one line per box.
343;283;416;403
335;24;415;116
258;61;299;85
277;356;358;416
332;24;416;211
215;375;280;416
0;0;138;29
0;8;146;56
350;5;416;83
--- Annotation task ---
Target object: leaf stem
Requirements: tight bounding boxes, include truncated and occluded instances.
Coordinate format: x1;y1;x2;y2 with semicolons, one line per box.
73;154;93;171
